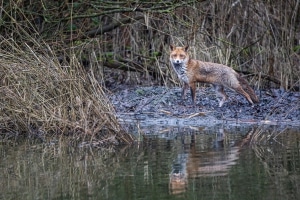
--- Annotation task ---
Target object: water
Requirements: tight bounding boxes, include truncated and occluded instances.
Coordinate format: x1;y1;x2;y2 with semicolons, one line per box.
1;125;300;200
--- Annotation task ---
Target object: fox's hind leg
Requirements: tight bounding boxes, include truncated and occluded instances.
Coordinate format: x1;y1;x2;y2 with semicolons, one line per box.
214;85;228;107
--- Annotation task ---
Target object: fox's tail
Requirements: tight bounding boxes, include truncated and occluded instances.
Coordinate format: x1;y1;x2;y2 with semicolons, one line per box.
237;75;259;103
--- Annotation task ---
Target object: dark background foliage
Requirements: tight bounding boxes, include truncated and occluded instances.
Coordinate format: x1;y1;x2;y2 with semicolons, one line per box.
2;0;299;89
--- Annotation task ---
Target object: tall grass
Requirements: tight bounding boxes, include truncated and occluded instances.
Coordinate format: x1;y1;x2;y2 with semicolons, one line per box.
164;1;300;90
2;1;299;89
0;36;134;145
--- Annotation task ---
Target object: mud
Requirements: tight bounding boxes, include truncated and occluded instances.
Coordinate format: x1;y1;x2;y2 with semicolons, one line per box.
109;85;300;127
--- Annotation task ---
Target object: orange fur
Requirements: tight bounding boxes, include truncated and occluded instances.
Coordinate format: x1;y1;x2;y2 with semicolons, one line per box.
170;45;259;107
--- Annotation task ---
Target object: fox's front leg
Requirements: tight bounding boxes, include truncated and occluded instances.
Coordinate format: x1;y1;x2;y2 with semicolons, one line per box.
190;82;196;105
181;83;189;101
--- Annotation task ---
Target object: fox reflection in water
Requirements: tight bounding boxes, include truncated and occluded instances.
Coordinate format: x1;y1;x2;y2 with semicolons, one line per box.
169;128;251;195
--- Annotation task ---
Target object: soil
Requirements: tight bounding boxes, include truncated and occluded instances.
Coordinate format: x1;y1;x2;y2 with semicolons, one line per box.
109;85;300;127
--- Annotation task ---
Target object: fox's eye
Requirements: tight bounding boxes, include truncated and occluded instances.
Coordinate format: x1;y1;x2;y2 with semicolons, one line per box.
180;54;185;58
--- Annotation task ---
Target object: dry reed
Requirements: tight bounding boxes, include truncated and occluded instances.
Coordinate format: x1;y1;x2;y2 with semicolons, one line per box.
2;1;299;89
0;36;134;145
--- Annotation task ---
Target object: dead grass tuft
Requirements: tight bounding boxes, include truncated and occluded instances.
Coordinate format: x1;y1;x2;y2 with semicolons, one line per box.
0;37;134;145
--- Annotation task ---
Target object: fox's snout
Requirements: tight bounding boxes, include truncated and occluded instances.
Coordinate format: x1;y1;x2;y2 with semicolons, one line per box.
173;59;182;64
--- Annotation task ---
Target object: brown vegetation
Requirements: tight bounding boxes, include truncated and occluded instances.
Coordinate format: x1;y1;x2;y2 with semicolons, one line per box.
1;1;299;88
0;0;299;143
0;35;133;146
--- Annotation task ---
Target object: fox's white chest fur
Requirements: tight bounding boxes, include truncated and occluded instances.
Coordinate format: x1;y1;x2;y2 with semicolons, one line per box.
170;62;189;84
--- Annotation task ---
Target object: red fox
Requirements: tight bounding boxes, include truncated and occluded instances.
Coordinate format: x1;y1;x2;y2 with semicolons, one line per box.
169;45;259;107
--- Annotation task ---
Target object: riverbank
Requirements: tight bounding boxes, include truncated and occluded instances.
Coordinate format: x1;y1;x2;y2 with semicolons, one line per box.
109;85;300;127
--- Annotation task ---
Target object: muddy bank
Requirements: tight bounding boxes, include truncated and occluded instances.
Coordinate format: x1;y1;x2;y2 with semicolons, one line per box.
109;86;300;127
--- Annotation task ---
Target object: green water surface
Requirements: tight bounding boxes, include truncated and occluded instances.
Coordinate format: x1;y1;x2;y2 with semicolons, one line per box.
1;125;299;200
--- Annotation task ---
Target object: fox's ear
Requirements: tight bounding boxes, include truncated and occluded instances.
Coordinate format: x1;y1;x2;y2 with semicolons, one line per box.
184;45;189;52
170;44;175;51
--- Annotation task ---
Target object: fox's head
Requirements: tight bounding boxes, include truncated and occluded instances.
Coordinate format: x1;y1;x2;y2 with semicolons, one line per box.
169;45;189;65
